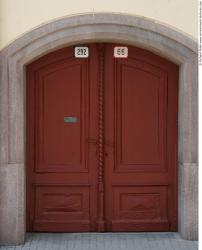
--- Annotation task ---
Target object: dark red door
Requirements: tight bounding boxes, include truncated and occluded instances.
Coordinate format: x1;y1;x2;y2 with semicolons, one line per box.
27;44;178;232
104;44;178;231
26;46;100;231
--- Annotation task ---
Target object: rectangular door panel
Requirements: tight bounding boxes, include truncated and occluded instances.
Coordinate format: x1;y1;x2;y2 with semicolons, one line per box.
111;186;169;231
36;61;88;173
33;185;91;232
115;60;167;172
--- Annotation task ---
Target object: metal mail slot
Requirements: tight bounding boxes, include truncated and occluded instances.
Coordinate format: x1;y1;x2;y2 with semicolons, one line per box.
64;117;77;123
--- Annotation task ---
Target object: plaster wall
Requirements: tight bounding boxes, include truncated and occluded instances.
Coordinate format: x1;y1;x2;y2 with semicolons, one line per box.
0;0;197;51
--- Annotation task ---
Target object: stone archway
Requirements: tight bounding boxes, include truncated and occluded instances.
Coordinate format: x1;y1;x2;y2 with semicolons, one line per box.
0;13;198;245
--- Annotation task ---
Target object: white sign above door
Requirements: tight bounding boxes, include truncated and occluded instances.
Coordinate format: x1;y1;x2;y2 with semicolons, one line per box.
74;47;89;58
114;47;128;58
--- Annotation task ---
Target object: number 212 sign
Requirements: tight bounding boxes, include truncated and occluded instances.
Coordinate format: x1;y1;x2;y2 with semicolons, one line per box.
74;47;89;58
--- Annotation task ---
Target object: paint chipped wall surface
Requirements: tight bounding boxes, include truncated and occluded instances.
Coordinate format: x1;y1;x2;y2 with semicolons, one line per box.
0;0;197;50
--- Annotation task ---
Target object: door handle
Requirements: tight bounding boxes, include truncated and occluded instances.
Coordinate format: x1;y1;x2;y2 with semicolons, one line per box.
87;138;114;146
87;138;111;157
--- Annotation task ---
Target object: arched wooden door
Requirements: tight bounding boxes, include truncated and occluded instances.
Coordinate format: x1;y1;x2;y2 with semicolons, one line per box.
26;43;178;232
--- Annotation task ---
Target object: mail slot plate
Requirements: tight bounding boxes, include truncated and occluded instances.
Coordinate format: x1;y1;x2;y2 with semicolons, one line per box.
64;117;77;123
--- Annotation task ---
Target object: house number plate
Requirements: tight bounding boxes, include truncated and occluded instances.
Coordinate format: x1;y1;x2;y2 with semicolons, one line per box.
75;47;89;58
114;47;128;58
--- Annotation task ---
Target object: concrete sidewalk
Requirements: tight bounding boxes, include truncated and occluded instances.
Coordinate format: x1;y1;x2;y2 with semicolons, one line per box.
0;233;198;250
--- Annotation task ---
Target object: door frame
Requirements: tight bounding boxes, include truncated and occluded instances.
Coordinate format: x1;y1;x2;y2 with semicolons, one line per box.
0;13;198;244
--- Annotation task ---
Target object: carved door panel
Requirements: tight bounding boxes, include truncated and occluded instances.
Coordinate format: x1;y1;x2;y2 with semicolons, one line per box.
26;45;100;232
104;44;178;231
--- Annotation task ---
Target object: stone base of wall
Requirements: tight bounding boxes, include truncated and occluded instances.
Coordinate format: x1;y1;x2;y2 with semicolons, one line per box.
178;163;198;240
0;164;25;245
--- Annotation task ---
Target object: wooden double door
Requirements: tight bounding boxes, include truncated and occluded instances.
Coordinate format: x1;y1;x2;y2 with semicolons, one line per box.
27;43;178;232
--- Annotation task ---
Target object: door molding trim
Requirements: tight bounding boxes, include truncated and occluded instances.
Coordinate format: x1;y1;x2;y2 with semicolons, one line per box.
0;13;198;244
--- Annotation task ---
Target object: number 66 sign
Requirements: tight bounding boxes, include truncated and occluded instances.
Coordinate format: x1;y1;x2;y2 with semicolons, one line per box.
114;47;128;58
